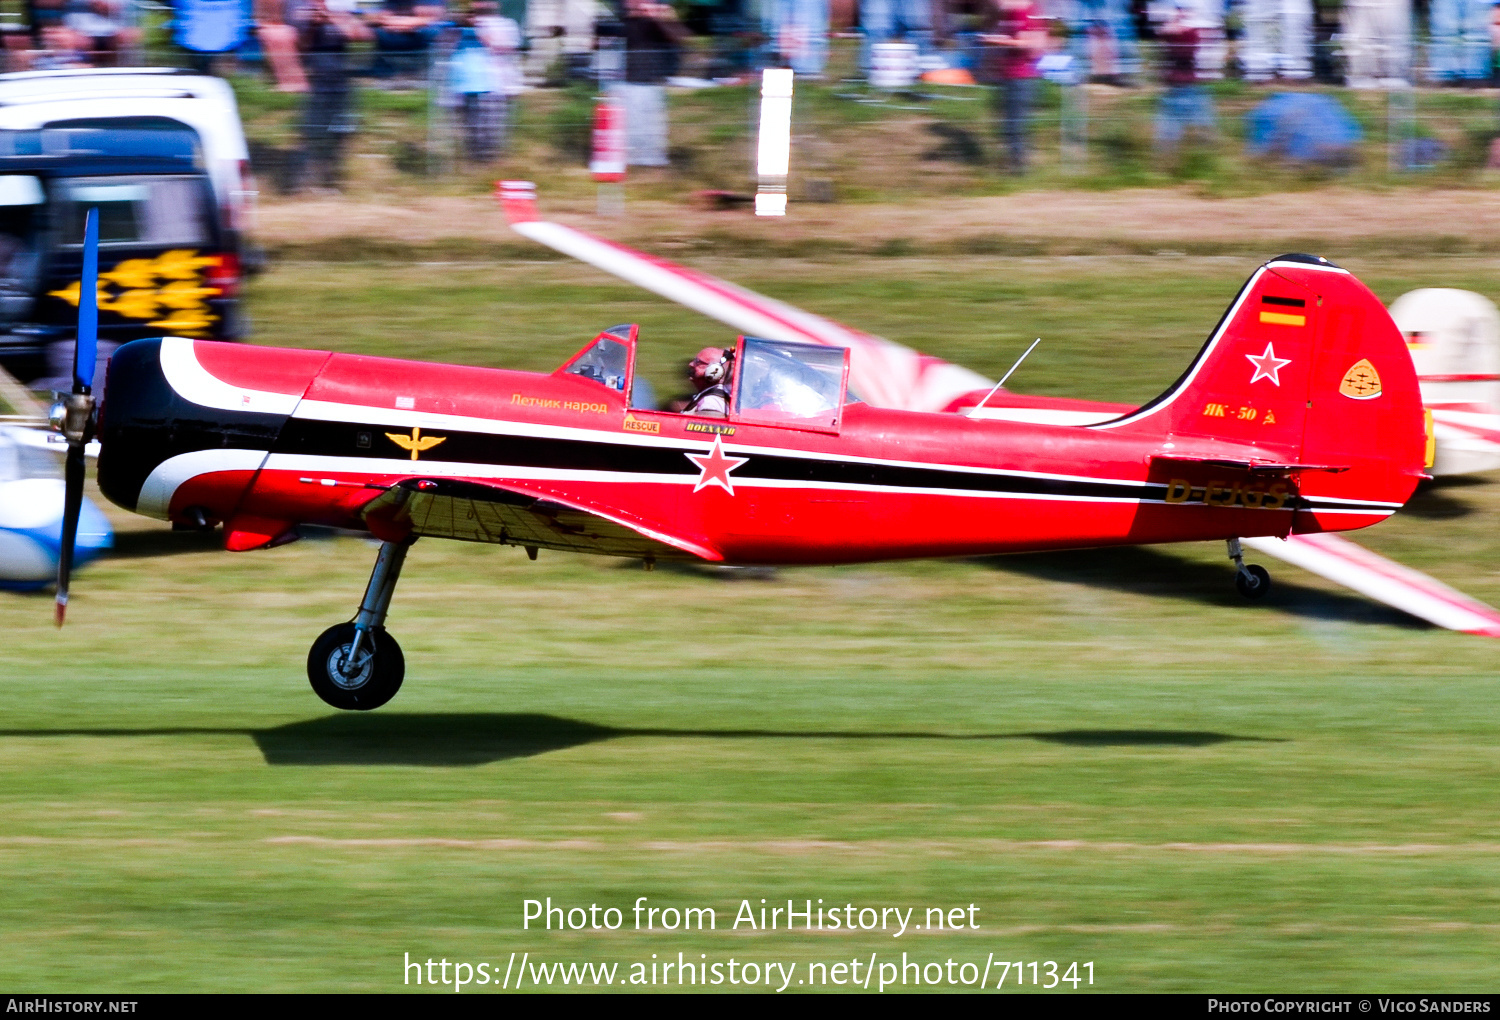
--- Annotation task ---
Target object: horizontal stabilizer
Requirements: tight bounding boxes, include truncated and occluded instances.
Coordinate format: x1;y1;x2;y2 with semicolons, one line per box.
1156;455;1349;474
1243;533;1500;637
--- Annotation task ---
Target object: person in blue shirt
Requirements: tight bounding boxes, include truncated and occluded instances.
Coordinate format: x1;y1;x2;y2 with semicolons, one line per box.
444;1;519;161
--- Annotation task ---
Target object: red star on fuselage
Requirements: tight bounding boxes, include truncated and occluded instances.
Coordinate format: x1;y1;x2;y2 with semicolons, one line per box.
685;435;750;495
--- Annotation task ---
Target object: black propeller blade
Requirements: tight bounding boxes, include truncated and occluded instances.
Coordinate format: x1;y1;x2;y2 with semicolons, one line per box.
54;206;99;627
55;443;85;626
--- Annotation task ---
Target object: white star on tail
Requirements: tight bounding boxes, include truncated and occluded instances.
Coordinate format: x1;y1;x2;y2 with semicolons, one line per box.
1246;342;1292;386
684;435;750;495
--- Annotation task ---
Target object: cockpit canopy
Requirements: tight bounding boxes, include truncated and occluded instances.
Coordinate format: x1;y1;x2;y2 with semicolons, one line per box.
556;326;850;431
733;336;848;431
560;324;634;393
556;324;659;408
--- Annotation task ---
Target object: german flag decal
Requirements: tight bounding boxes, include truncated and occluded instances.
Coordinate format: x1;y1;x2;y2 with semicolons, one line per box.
1339;358;1382;400
1259;294;1307;327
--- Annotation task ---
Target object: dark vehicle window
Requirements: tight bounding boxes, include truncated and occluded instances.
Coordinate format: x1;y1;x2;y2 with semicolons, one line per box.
56;176;211;247
0;202;41;323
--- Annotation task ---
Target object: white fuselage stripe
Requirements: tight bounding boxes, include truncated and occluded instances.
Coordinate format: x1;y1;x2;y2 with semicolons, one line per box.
291;397;1162;490
138;448;270;520
156;340;1132;489
159;336;309;415
157;337;1400;515
262;451;1321;509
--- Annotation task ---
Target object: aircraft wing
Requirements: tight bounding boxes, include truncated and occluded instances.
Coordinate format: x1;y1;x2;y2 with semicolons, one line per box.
361;476;722;562
1243;533;1500;637
497;182;990;412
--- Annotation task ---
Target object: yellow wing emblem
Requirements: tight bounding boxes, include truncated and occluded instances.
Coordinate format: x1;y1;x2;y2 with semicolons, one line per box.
386;426;447;460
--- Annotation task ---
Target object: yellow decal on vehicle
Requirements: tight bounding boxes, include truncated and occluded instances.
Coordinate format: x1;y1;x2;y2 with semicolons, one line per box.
49;249;220;337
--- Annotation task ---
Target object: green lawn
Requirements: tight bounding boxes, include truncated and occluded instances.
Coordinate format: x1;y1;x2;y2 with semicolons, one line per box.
2;253;1499;991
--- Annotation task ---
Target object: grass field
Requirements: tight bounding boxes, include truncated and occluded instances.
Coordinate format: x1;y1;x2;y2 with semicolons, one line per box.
3;252;1500;992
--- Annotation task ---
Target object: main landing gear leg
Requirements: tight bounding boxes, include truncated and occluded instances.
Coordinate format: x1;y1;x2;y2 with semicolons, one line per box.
307;538;413;710
1227;537;1271;600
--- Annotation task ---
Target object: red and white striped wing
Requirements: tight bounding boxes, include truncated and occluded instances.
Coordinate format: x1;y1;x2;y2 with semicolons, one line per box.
1243;533;1500;637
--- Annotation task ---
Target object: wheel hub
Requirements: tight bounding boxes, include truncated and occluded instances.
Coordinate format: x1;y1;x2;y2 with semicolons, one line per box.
328;643;374;690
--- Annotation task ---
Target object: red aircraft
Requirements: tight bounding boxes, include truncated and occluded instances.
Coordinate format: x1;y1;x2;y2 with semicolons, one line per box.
52;203;1429;710
500;183;1500;637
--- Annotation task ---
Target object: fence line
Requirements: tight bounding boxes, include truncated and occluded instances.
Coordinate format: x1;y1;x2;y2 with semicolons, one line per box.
33;44;1500;187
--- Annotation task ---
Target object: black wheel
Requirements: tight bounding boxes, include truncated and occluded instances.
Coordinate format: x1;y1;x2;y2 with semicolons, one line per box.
1235;564;1271;600
307;623;405;710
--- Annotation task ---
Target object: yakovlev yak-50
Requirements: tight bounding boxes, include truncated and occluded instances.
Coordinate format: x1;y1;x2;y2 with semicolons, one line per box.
52;196;1429;709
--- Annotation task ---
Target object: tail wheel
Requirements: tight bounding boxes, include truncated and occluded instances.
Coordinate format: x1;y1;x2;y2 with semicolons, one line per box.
307;622;405;710
1235;564;1272;600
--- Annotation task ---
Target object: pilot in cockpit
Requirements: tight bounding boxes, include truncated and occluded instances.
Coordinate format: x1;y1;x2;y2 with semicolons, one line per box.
681;347;733;417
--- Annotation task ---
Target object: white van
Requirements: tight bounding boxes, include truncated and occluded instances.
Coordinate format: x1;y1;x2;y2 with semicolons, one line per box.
0;68;253;236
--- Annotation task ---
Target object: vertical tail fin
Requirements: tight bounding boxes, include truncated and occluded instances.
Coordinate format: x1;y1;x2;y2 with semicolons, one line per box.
1102;254;1427;530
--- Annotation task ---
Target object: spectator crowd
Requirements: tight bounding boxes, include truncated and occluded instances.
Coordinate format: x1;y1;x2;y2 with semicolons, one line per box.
9;0;1500;93
2;0;1497;189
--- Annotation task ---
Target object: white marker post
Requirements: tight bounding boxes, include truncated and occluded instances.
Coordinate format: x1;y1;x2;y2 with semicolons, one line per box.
592;36;626;216
756;68;793;217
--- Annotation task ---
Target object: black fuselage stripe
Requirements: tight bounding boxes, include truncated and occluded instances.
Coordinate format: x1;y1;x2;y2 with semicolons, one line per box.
276;418;1152;499
272;418;1334;506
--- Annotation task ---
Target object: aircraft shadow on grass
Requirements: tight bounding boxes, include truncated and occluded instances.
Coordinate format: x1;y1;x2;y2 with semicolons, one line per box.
0;714;1281;767
979;545;1428;629
1402;475;1489;521
637;544;1427;628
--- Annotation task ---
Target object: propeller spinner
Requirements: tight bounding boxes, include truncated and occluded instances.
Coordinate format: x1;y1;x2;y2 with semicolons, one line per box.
52;206;99;626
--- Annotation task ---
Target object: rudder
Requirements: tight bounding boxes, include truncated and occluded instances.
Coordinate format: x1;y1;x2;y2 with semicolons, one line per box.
1100;254;1427;532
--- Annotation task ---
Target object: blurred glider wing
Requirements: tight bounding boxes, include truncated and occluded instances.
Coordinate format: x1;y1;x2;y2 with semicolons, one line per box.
1243;533;1500;637
499;183;988;412
363;477;722;563
1429;409;1500;477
